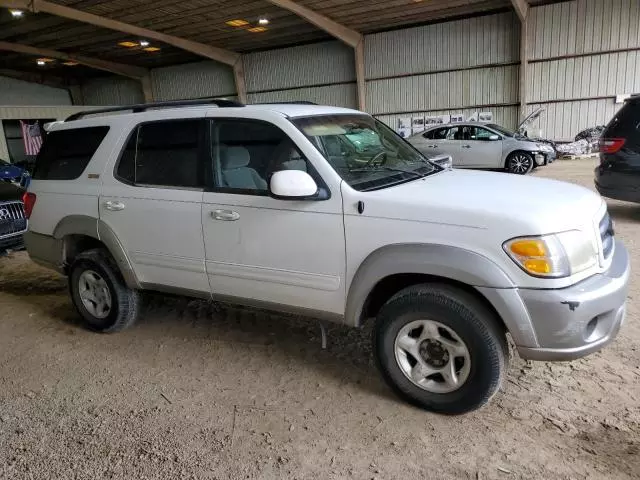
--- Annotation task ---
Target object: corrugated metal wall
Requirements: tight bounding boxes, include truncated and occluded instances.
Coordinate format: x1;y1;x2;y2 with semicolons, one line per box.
245;41;355;93
526;0;640;140
81;77;144;105
151;61;236;100
0;76;71;106
365;11;521;129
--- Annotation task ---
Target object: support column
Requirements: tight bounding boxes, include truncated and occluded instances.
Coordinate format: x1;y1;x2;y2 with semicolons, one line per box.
141;75;154;103
68;84;84;105
355;38;366;112
518;11;528;119
233;58;248;104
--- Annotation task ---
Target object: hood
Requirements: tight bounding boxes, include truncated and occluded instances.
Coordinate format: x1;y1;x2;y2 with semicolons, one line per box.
0;163;24;177
0;180;24;201
517;107;544;133
361;169;603;235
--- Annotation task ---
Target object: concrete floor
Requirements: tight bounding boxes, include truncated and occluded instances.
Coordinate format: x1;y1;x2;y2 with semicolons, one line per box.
0;159;638;480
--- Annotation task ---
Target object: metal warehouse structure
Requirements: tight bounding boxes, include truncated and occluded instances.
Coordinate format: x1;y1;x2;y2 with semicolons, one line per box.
0;0;639;161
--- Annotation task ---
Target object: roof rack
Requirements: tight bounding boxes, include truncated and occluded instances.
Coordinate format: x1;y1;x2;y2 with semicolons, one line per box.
65;98;244;121
254;101;318;105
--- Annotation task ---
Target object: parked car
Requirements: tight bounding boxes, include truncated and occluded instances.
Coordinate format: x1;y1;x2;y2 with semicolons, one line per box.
595;95;640;202
0;180;26;255
24;100;629;414
0;158;26;184
408;121;555;174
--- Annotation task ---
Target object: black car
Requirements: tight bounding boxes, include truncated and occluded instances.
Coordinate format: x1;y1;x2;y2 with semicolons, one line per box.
595;96;640;202
0;181;27;255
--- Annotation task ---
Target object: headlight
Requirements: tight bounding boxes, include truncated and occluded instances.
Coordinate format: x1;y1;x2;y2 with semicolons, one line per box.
504;231;597;278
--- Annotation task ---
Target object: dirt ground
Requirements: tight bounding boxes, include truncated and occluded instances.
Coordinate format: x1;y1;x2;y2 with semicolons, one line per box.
1;159;639;480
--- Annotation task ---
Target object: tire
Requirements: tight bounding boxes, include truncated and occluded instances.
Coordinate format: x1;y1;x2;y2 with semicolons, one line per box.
69;248;140;333
506;151;534;175
373;284;508;415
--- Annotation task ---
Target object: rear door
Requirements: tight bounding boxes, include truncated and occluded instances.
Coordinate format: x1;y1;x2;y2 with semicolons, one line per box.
99;118;209;294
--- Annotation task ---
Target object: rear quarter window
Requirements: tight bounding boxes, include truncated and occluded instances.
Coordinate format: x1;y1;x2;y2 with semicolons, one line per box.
604;101;640;138
33;126;110;180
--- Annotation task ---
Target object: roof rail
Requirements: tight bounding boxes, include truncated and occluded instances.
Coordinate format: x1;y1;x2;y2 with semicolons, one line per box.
254;101;318;105
65;98;244;121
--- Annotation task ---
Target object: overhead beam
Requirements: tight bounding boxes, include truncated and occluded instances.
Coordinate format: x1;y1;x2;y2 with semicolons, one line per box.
0;0;246;101
266;0;366;111
266;0;361;47
0;41;148;79
510;0;529;22
0;0;240;66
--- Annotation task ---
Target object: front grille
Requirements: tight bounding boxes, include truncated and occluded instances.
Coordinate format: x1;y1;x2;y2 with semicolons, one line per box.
0;201;27;237
599;211;614;259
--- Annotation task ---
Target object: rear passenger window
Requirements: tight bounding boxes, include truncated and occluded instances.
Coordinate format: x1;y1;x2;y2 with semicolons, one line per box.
33;126;109;180
116;120;204;188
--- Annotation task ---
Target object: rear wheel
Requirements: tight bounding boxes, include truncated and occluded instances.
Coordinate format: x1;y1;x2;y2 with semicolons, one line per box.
506;152;534;174
373;284;508;414
69;248;140;333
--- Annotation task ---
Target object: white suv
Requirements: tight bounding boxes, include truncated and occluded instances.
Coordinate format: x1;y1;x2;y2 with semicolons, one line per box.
23;100;630;414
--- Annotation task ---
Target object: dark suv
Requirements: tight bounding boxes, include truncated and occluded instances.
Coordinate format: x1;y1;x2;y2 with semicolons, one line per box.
0;181;26;255
595;96;640;202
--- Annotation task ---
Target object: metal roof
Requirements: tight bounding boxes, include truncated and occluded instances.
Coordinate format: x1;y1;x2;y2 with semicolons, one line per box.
0;0;557;82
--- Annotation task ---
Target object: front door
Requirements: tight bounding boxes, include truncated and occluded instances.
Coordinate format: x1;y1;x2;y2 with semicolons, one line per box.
99;118;209;294
456;126;503;168
201;118;345;316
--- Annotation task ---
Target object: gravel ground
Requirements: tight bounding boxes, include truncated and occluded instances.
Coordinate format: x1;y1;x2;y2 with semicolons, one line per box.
0;159;639;480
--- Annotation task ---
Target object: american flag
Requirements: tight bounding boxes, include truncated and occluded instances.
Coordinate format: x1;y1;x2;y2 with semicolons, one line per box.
20;120;43;156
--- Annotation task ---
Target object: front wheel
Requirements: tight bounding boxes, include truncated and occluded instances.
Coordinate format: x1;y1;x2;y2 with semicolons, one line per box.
373;284;508;414
506;152;534;174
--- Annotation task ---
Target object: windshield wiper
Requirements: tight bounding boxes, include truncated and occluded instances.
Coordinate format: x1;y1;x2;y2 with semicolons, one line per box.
349;166;427;180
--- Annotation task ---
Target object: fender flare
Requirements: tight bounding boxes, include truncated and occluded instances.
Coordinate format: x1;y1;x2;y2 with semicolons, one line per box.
344;243;539;345
52;215;140;289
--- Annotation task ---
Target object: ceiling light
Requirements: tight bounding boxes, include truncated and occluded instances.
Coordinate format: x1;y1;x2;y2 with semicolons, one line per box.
143;46;161;52
63;61;79;66
37;58;54;63
118;41;138;48
258;17;269;25
9;9;24;18
248;26;267;33
36;60;46;66
139;40;149;47
226;19;249;27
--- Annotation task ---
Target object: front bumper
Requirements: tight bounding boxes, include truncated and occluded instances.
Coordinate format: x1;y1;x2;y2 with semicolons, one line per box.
519;240;629;361
480;240;630;361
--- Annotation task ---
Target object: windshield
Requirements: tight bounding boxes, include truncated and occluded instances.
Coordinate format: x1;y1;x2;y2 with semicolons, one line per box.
293;114;438;191
487;124;514;137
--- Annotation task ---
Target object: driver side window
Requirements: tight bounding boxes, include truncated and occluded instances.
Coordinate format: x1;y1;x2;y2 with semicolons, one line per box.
208;119;310;195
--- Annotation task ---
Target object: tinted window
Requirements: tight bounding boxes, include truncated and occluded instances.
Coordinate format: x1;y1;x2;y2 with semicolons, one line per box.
116;120;203;188
430;128;450;140
605;101;640;138
464;126;495;140
33;126;109;180
210;119;309;194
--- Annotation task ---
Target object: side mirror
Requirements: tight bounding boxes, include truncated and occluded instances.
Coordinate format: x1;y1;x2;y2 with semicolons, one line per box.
269;170;318;199
489;134;500;141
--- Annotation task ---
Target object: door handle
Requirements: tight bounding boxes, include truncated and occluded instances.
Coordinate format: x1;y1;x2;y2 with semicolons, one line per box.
211;209;240;221
428;145;438;148
104;200;125;211
462;144;471;148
